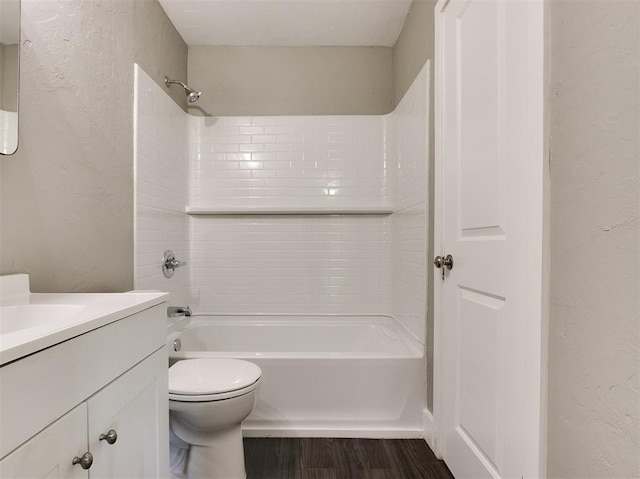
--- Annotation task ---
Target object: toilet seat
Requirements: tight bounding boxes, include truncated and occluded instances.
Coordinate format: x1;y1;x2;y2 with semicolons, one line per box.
169;380;261;402
169;358;262;402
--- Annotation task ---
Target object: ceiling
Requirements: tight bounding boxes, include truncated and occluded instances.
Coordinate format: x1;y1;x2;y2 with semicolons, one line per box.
157;0;414;47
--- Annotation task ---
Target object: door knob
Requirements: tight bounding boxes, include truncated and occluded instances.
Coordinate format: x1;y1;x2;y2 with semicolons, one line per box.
433;254;453;270
434;254;454;279
72;452;93;470
99;429;118;445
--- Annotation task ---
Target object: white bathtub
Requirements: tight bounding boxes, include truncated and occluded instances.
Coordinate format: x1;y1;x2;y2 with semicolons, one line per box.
168;314;426;438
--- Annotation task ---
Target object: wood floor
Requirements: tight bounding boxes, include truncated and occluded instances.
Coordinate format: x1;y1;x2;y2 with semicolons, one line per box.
244;438;454;479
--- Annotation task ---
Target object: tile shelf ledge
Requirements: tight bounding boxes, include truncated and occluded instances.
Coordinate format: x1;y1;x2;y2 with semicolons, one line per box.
185;206;394;215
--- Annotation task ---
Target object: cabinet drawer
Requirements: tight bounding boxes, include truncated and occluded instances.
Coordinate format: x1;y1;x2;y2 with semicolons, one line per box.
0;304;166;459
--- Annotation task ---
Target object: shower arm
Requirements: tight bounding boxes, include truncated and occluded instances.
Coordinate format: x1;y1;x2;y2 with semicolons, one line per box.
164;76;201;103
164;77;189;90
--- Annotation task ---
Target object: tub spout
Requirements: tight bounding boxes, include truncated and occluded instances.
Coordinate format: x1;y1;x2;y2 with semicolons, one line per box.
168;306;192;318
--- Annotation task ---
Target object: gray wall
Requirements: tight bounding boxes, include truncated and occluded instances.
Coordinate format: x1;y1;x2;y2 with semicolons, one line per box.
1;44;18;111
392;0;436;413
0;0;187;293
392;0;435;108
548;1;640;476
135;0;188;109
188;46;393;116
0;44;5;110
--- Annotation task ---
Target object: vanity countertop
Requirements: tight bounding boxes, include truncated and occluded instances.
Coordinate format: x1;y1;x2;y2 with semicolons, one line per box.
0;274;168;366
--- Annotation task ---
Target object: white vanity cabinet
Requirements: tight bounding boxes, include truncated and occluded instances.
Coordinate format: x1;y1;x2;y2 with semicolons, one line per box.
88;348;167;478
0;303;169;479
0;404;88;478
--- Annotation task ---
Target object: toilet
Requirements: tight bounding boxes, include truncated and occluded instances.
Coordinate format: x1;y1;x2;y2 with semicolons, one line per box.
168;358;262;479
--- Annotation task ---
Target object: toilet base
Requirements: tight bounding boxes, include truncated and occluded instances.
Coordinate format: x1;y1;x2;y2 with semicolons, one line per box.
186;425;246;479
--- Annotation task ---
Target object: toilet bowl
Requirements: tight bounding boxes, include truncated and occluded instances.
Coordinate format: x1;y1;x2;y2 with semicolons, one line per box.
168;358;262;479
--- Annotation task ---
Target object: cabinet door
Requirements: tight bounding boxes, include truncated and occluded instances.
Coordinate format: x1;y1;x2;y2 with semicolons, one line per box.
87;348;168;479
0;404;88;479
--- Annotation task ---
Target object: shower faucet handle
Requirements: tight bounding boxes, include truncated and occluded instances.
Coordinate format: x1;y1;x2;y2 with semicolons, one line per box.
162;250;187;278
166;257;186;268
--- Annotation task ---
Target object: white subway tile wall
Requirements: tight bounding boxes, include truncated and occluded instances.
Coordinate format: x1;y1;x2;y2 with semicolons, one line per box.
391;64;429;343
187;115;389;209
392;65;429;212
133;65;192;305
191;215;392;314
136;206;191;297
392;203;428;342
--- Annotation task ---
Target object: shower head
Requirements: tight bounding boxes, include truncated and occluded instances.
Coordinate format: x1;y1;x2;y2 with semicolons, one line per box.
186;89;201;103
164;76;202;103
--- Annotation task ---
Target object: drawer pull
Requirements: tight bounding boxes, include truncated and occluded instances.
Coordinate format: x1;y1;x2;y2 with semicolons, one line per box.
72;452;93;470
99;429;118;445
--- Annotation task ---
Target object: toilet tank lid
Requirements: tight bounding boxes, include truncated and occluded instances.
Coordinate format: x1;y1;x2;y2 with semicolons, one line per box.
169;358;262;395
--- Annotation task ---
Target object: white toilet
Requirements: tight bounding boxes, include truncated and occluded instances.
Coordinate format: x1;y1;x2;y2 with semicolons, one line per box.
168;358;262;479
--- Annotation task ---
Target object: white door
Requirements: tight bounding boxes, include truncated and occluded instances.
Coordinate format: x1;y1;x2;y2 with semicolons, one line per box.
88;349;169;479
435;0;546;477
0;404;88;479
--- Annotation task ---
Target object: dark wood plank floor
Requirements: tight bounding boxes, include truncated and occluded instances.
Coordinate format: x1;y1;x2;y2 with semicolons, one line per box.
244;438;454;479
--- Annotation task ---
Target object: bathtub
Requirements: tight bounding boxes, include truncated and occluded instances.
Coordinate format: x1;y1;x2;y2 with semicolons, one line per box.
168;314;426;438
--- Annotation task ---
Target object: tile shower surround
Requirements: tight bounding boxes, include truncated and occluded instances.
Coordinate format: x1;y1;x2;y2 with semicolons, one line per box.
188;115;388;209
390;66;428;345
191;214;393;314
134;65;191;306
134;63;429;344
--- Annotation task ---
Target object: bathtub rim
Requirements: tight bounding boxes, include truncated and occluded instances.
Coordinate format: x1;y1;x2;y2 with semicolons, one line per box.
167;313;424;360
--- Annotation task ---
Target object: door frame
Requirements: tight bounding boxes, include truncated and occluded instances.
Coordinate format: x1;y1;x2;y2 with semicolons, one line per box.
432;0;447;460
431;0;551;474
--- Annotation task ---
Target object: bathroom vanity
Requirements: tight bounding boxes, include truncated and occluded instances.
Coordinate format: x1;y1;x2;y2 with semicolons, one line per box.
0;274;169;478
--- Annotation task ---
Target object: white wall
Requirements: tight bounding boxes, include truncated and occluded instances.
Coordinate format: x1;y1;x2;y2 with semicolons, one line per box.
187;114;392;314
0;110;17;152
391;63;429;343
187;115;389;209
191;215;392;314
134;65;191;306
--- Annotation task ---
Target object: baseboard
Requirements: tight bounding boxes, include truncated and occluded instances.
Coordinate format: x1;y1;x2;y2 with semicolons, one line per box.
422;408;437;453
242;426;424;439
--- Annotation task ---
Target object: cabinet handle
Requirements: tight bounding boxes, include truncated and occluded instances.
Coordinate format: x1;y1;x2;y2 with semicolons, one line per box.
72;452;93;470
99;429;118;445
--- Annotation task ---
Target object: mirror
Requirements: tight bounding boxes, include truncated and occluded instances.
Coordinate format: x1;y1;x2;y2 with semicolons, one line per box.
0;0;19;155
